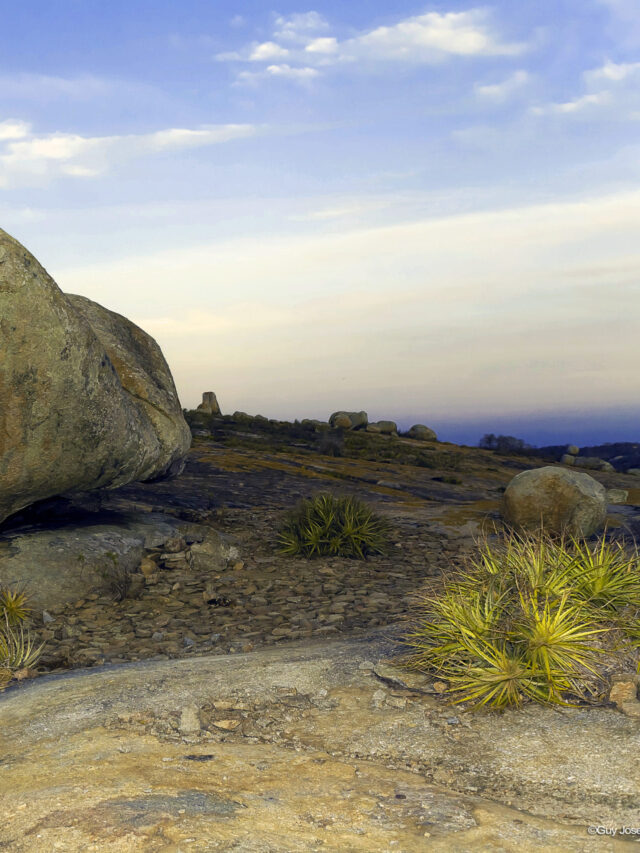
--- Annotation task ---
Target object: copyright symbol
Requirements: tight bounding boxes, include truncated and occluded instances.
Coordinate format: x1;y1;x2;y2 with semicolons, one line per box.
587;826;597;836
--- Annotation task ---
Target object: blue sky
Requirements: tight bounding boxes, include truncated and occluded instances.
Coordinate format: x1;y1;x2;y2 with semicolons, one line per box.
1;1;639;446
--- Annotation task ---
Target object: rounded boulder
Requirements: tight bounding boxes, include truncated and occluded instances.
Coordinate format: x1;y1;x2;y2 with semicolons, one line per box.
502;466;607;538
407;424;437;441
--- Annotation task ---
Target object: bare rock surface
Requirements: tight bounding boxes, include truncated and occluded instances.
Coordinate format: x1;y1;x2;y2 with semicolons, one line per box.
0;511;234;611
0;228;191;525
1;630;638;851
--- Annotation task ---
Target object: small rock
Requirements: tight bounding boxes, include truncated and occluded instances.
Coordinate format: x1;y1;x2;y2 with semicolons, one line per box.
212;719;241;730
139;557;158;579
373;661;435;694
42;611;55;624
163;536;187;553
183;637;195;648
371;689;387;709
609;676;638;710
152;632;165;642
179;705;202;735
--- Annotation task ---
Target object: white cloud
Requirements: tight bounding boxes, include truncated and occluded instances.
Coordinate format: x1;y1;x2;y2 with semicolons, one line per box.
0;123;256;187
475;70;530;101
236;65;319;85
221;8;527;83
342;10;525;62
249;41;290;61
585;59;640;84
305;37;338;55
0;119;31;141
533;91;611;115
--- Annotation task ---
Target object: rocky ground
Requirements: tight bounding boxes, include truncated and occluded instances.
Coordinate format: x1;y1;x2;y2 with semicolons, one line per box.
3;425;640;851
8;428;640;681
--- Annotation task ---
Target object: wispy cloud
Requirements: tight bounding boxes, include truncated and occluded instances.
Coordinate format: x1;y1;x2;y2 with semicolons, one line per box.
0;72;159;102
532;59;640;118
0;122;256;187
475;70;531;101
57;188;640;416
273;11;330;43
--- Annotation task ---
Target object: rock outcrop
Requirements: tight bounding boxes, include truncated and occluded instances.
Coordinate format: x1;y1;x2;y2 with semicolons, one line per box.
0;228;191;525
329;411;368;430
502;466;607;537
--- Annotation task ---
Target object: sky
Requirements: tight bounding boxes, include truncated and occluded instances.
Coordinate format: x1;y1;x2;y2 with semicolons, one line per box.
1;1;639;447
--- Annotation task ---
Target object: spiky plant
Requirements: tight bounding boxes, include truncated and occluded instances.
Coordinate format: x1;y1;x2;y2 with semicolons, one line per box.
0;614;45;684
399;526;639;710
0;585;32;626
560;534;640;613
276;492;390;559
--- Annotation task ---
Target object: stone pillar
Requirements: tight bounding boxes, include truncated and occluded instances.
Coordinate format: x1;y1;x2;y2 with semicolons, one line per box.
197;391;221;416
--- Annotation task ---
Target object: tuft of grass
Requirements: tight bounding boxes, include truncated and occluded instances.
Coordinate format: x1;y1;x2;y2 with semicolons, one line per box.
99;552;132;602
276;492;391;559
398;527;640;710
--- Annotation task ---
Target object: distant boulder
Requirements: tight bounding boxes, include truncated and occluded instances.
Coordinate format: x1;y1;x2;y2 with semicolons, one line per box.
560;454;575;466
301;418;329;430
197;391;221;416
502;466;607;538
0;228;191;526
329;411;368;430
567;445;579;456
627;468;640;476
367;420;397;435
573;456;615;473
407;424;437;441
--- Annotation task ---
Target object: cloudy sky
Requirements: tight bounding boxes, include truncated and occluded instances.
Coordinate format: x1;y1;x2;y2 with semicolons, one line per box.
2;1;639;446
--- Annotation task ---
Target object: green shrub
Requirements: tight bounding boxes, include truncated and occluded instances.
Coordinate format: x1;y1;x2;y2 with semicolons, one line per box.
277;492;391;559
399;527;640;709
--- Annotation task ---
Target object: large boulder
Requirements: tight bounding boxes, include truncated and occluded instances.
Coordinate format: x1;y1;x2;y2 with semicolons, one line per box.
0;228;191;525
407;424;437;441
502;466;607;538
329;411;368;430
